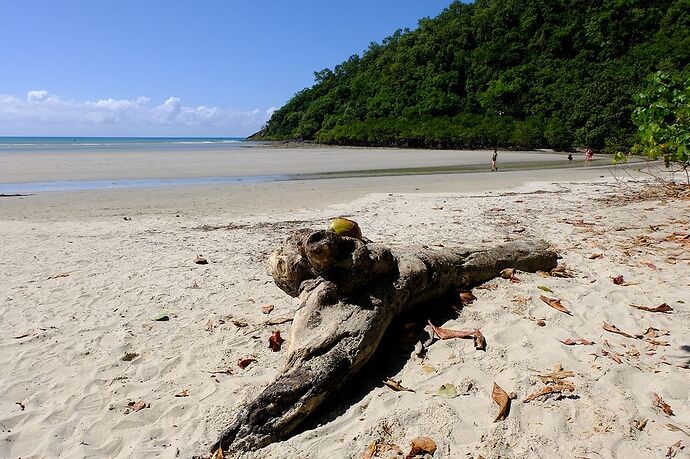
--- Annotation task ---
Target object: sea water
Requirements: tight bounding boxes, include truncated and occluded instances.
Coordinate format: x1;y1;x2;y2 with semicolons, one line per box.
0;137;287;193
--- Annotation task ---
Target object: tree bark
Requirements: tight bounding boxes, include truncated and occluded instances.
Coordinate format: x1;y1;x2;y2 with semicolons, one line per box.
212;229;558;452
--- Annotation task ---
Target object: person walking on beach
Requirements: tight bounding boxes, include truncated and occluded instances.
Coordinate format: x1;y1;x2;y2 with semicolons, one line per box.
491;148;498;172
585;147;594;163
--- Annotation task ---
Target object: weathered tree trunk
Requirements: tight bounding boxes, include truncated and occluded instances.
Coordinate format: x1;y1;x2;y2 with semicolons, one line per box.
212;229;558;452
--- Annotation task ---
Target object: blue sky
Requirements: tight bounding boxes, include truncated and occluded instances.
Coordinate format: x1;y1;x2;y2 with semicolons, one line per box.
0;0;455;136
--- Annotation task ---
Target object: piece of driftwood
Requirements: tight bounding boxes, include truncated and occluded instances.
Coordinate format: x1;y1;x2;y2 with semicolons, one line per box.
212;229;558;452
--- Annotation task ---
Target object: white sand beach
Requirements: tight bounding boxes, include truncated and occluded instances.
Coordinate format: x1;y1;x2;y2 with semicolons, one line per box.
1;148;688;458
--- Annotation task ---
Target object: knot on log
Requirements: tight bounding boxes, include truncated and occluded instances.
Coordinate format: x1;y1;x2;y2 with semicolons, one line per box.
268;229;396;296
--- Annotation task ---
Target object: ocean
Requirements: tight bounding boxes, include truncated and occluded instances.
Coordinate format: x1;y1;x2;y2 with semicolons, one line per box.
0;136;253;152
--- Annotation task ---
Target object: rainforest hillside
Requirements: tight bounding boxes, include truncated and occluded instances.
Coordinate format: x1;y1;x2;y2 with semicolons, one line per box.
255;0;690;150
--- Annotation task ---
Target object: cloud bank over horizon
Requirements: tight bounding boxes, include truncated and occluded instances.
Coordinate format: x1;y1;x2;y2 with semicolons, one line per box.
0;90;273;136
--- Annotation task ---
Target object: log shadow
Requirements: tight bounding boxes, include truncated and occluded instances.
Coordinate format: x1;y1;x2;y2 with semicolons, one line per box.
681;344;690;366
291;291;464;437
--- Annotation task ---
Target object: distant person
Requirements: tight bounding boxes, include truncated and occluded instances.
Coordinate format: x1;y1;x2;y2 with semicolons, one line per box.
585;147;594;163
491;148;498;172
567;154;573;161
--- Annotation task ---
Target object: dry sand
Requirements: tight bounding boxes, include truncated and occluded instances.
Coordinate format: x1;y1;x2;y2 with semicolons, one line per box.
1;151;688;459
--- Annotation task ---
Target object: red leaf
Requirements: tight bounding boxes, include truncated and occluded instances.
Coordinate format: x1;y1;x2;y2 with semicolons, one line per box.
268;330;284;352
237;358;256;369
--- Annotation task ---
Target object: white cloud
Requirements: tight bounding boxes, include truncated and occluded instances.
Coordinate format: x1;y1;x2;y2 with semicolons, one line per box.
0;90;271;136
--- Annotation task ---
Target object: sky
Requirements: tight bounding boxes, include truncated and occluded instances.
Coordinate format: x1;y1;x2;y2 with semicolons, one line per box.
0;0;456;137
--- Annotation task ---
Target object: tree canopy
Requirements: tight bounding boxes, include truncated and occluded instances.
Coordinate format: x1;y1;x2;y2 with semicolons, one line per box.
255;0;690;150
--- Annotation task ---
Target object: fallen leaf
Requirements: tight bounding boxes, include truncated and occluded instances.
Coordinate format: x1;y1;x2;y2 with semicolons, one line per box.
634;418;648;431
264;317;293;325
205;319;214;331
261;304;275;314
523;383;575;403
232;319;248;327
589;253;604;259
512;295;531;305
540;295;571;315
194;255;208;265
597;349;623;364
537;285;553;293
204;368;233;375
612;275;625;285
653;392;674;416
643;261;659;270
211;447;224;459
666;440;684;458
383;378;414;392
428;321;486;350
666;424;689;435
152;312;169;321
268;330;284;352
602;321;634;339
421;363;436;374
458;290;476;304
175;389;190;397
362;440;404;459
630;303;673;313
127;400;148;413
437;383;457;398
406;437;437;458
492;383;511;422
550;265;574;278
47;272;69;279
560;338;594;346
237;358;256;369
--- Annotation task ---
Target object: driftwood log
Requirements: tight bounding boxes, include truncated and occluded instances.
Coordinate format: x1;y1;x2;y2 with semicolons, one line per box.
212;229;558;452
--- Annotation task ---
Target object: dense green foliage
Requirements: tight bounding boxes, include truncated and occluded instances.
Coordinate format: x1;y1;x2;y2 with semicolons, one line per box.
257;0;690;150
626;70;689;175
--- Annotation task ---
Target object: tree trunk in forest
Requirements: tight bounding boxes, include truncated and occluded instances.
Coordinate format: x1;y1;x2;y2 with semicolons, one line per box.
212;229;558;452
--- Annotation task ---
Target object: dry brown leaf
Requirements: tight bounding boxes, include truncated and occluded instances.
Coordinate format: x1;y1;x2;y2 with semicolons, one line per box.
406;437;437;458
383;378;414;393
643;261;659;270
261;304;275;314
237;358;256;369
362;440;404;459
492;383;511;422
666;440;685;458
539;295;572;315
612;275;625;285
458;290;476;305
264;317;293;325
560;338;594;346
589;253;604;259
268;330;284;352
232;319;248;328
175;389;190;397
602;321;635;339
653;392;674;416
194;255;208;265
428;321;486;350
634;418;648;431
476;282;498;290
550;265;574;278
599;348;623;364
211;447;224;459
630;303;673;313
127;400;148;413
523;383;575;403
512;295;531;305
